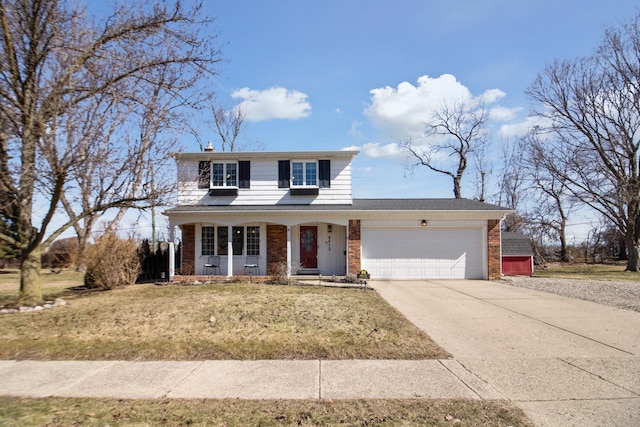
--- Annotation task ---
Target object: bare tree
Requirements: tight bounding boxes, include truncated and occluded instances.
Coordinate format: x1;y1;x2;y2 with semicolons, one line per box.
0;0;221;303
527;12;640;271
212;104;246;152
470;135;491;202
402;100;488;198
494;136;529;231
523;131;577;262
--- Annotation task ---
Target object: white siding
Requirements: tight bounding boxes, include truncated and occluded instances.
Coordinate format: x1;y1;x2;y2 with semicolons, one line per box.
176;156;353;206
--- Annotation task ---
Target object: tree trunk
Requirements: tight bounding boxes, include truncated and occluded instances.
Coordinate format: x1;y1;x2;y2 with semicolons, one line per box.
625;228;640;271
626;243;640;271
625;205;640;271
558;215;569;262
19;246;42;304
453;177;462;199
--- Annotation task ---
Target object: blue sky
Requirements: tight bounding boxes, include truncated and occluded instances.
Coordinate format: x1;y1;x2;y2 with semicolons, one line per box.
184;0;638;203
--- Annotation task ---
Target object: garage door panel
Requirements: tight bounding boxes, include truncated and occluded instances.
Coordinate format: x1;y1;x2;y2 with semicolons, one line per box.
362;227;484;279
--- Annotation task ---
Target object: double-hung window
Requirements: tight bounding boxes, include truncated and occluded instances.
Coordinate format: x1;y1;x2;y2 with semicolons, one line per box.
246;226;260;256
291;161;317;187
212;162;237;187
201;226;215;255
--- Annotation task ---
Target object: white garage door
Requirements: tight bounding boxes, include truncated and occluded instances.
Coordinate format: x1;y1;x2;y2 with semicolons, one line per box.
361;227;485;279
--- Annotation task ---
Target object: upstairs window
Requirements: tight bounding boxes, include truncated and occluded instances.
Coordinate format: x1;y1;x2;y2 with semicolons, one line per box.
212;162;237;187
291;161;317;187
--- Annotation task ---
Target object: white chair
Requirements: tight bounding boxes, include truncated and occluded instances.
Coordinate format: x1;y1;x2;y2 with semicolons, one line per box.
204;255;220;275
244;255;259;275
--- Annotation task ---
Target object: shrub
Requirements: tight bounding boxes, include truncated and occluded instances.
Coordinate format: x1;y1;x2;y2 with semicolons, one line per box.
268;260;302;285
85;233;141;290
42;237;78;271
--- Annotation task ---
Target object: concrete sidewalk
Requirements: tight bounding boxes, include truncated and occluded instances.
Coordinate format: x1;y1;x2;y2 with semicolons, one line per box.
0;359;483;400
374;280;640;427
1;279;639;426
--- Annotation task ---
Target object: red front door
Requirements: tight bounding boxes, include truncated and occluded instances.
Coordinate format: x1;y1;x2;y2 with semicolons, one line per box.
300;226;318;268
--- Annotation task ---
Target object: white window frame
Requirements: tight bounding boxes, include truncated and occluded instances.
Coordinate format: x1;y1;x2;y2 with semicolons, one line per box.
291;160;317;187
202;225;261;257
211;162;238;188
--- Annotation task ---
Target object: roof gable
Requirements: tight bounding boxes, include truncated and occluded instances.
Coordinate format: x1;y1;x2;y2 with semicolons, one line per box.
502;232;534;256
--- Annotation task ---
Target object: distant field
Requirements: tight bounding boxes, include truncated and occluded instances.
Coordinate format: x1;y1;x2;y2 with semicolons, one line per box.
533;262;640;282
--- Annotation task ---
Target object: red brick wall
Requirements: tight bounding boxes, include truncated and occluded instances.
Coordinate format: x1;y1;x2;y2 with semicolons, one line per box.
487;219;501;280
267;225;287;275
348;220;361;275
181;224;195;275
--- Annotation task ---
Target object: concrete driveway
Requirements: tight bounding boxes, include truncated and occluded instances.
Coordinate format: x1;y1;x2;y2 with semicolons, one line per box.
373;279;640;427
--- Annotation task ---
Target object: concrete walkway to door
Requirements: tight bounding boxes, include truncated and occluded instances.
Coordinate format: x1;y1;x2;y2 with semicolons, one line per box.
373;279;640;427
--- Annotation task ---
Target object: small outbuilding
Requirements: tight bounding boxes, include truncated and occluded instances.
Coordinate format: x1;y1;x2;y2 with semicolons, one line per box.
502;232;534;276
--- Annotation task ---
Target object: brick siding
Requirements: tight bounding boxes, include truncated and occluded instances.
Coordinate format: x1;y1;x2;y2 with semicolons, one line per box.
487;219;502;280
181;224;195;275
267;224;287;275
348;219;361;275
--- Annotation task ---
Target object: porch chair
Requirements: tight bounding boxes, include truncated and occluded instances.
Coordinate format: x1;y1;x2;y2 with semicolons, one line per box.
244;255;260;275
203;255;221;276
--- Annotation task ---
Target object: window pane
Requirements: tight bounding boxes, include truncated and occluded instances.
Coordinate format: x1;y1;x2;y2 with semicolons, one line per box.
217;227;228;255
291;162;303;186
212;163;224;186
247;226;260;256
305;162;316;186
202;226;215;256
226;163;237;187
232;226;244;256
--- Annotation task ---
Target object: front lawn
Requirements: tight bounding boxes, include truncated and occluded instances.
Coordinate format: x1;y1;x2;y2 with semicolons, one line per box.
0;281;450;360
0;396;534;427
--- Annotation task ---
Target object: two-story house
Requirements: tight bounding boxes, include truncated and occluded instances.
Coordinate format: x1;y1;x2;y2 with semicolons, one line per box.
164;149;510;280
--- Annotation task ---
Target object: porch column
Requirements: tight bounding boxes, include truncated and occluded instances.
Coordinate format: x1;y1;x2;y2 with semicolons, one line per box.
227;225;233;278
168;242;175;282
287;226;292;277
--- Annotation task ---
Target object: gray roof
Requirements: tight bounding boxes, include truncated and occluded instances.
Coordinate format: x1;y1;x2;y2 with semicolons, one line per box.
502;232;534;256
165;198;511;214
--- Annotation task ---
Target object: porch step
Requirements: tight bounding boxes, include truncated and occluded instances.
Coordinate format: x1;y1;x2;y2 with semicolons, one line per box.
296;269;321;275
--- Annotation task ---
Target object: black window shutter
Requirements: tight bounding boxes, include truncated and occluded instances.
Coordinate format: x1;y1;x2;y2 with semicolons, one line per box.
239;161;250;188
319;160;331;188
198;161;210;189
278;160;290;188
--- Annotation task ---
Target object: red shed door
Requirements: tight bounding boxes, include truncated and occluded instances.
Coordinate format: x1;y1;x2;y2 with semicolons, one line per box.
300;226;318;268
502;256;533;276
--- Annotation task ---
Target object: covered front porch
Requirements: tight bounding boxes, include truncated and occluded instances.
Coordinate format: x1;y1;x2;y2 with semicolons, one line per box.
169;220;357;280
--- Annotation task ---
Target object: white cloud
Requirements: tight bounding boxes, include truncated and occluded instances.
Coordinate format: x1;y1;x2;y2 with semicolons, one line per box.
348;121;364;138
231;87;311;122
489;105;521;122
360;142;405;160
364;74;508;141
498;115;549;139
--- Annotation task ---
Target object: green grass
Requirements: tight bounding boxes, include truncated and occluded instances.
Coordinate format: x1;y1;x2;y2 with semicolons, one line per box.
533;262;640;282
0;396;534;427
0;280;449;360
